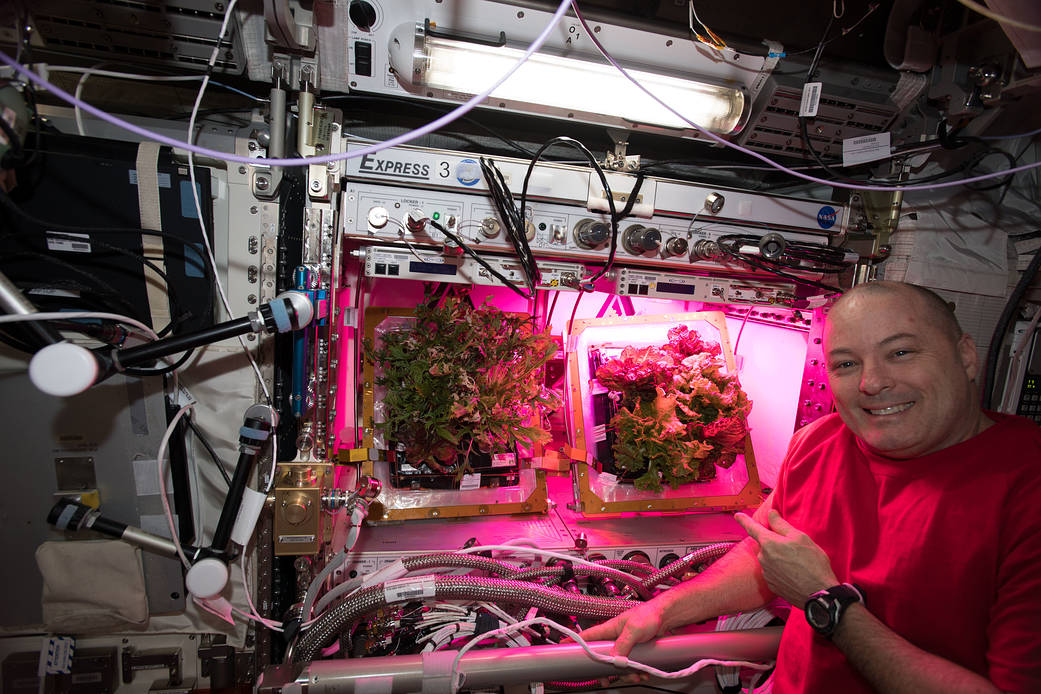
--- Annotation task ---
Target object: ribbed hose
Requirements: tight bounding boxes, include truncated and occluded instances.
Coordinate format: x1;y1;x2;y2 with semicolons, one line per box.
505;565;653;600
401;552;522;576
598;559;657;576
639;543;734;591
293;575;640;663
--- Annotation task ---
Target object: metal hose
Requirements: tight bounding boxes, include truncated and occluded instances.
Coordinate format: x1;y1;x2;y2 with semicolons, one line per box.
598;559;657;576
401;552;522;576
293;575;640;663
504;565;653;600
639;543;734;591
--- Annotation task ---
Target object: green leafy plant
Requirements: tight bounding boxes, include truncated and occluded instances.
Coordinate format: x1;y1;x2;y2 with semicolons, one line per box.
366;296;561;476
594;325;752;491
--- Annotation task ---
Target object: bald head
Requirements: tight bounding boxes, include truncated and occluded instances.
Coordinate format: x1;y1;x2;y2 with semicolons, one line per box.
830;281;963;347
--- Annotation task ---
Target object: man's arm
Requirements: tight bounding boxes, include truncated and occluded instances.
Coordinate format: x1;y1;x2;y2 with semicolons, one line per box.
833;604;1008;694
738;510;1011;694
578;535;774;655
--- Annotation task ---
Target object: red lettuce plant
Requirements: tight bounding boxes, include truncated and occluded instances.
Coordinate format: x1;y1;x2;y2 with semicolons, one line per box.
594;326;752;491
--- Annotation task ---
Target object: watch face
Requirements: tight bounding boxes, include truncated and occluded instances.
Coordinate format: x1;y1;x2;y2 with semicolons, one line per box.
806;599;831;630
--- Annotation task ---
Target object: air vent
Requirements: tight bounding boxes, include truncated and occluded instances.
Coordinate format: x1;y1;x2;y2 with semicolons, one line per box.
30;0;244;75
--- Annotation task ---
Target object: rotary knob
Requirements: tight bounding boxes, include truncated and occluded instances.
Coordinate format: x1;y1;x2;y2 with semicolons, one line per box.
367;206;388;229
664;237;689;257
480;217;501;238
705;192;725;214
574;219;610;249
622;225;661;255
348;0;377;31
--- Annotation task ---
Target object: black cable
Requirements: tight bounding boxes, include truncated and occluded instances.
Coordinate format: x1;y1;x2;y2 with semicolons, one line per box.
122;347;196;378
0;251;145;324
39;231;189;337
480;157;540;291
965;148;1017;193
714;235;843;293
516;136;624;290
188;417;232;488
324;94;537;157
0;187;198;245
983;243;1041;410
0;188;216;336
717;234;854;274
428;218;532;299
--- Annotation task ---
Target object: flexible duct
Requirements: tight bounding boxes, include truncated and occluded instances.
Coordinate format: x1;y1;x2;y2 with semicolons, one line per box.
402;552;523;576
293;575;640;663
639;543;734;591
504;565;653;600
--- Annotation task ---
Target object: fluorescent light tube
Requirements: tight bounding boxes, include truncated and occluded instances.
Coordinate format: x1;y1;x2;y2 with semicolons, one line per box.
389;23;749;135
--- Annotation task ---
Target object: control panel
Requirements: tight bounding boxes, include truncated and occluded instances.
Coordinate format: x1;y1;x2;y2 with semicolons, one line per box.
358;245;583;289
606;267;798;304
342;141;847;278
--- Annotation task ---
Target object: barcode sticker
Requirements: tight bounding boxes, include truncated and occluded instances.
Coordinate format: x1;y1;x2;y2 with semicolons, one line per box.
46;231;92;254
842;132;892;167
799;82;822;117
491;453;515;468
460;473;481;490
383;576;436;603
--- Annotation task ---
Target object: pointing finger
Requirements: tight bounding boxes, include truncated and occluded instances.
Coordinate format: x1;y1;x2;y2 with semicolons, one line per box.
734;512;766;543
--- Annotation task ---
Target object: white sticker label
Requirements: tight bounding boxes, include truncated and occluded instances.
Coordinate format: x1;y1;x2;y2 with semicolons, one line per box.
842;132;892;168
383;576;436;603
460;473;481;490
599;472;619;486
491;453;515;468
133;459;175;496
46;231;92;253
799;82;822;117
592;424;607;442
40;636;75;675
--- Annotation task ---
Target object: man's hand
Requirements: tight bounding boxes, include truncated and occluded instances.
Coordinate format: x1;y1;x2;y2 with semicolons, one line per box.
735;509;839;607
578;601;666;656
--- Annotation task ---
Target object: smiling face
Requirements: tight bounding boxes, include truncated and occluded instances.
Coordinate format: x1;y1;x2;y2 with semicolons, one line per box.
823;284;985;459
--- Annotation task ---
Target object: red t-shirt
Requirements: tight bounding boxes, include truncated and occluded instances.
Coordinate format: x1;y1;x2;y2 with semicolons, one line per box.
770;412;1041;693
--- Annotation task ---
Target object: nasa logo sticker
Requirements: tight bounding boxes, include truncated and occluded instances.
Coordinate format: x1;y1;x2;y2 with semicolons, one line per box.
456;158;481;187
817;205;838;229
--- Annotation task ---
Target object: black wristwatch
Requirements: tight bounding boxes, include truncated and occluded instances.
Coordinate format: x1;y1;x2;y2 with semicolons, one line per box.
804;583;865;638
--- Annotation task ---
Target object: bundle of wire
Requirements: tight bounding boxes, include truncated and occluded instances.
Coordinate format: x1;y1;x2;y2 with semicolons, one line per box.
479;157;541;292
714;233;849;293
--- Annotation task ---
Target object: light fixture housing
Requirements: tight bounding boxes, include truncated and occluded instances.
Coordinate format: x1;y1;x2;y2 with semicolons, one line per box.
388;21;751;136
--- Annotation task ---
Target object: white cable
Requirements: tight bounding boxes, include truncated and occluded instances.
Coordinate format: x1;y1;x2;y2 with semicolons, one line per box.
47;66;209;81
157;400;196;568
301;503;367;620
450;616;773;694
236;538;285;631
955;0;1041;31
0;0;573;169
567;1;1041;192
183;0;271;408
0;311;159;340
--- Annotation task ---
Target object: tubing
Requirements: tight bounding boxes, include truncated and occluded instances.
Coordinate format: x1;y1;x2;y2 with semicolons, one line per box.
293;575;640;663
266;628;783;693
504;565;653;600
639;543;734;591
